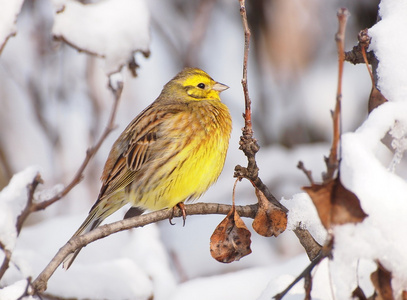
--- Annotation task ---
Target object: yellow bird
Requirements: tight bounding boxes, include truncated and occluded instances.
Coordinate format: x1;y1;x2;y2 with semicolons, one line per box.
63;68;232;269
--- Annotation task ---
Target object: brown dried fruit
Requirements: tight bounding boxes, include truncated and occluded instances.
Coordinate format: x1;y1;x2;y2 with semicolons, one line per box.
210;205;252;263
252;189;287;237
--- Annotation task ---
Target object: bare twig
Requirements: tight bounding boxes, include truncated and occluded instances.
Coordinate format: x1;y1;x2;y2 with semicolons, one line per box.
344;28;375;67
0;242;12;280
273;252;325;300
0;32;17;55
293;227;321;261
358;28;388;114
0;80;123;281
297;161;314;185
358;29;373;83
16;173;43;233
277;9;350;298
273;238;333;300
33;81;123;211
304;272;312;300
31;202;258;293
235;0;285;212
235;0;321;263
239;0;253;135
323;8;349;181
53;35;105;58
0;174;43;280
345;45;375;66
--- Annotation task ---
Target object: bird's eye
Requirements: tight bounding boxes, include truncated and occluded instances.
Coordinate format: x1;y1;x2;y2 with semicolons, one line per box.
197;83;205;89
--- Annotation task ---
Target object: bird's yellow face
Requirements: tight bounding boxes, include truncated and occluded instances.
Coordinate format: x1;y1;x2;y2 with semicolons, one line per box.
164;68;228;101
182;72;229;101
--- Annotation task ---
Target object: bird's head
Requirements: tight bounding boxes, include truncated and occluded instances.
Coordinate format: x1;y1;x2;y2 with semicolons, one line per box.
163;68;229;101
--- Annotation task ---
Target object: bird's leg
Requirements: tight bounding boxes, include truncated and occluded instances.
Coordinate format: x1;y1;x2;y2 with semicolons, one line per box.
169;202;187;226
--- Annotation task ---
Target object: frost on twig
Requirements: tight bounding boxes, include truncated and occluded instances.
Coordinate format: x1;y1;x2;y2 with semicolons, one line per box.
388;120;407;173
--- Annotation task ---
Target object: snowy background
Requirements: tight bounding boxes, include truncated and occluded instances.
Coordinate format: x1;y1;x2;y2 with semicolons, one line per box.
1;0;407;299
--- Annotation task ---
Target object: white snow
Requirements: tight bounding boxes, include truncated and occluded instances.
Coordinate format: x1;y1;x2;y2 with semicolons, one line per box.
368;0;407;102
0;0;24;52
52;0;151;74
0;279;30;300
1;0;407;299
0;167;40;250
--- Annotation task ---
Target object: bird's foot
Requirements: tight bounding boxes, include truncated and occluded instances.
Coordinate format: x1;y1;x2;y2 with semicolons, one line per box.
169;202;187;226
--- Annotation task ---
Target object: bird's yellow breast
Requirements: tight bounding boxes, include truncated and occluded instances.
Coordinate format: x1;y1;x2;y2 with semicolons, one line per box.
132;100;232;210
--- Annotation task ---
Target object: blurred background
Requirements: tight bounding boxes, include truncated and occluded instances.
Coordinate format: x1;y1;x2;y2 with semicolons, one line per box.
0;0;381;288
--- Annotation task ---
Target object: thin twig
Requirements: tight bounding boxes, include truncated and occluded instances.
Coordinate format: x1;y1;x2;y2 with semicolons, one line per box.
297;161;314;185
344;28;375;67
273;252;325;300
33;81;123;211
358;29;373;84
0;78;124;282
232;178;240;206
0;174;43;280
235;0;321;263
323;8;349;181
235;0;284;212
344;46;375;66
304;272;312;300
31;202;258;294
293;227;321;261
16;173;43;232
239;0;253;135
0;242;12;280
274;236;334;300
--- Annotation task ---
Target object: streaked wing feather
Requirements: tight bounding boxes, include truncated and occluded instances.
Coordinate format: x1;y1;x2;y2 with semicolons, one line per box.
99;105;181;201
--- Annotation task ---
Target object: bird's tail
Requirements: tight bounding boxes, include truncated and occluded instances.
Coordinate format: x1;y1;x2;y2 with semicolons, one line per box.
63;195;127;269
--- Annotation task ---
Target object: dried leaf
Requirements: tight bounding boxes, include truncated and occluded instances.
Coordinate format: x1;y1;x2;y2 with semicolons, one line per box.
368;86;388;114
370;262;394;300
252;189;287;237
303;176;368;229
210;206;252;263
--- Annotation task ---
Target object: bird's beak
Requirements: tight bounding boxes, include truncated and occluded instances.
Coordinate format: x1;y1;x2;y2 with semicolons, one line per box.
213;82;229;92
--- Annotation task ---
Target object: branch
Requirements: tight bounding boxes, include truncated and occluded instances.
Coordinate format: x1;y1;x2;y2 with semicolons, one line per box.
16;173;43;232
235;0;320;262
235;0;285;212
273;251;325;300
0;174;43;280
344;28;376;66
33;80;123;211
273;237;333;300
0;242;12;280
0;78;123;281
323;8;349;181
358;29;373;83
31;202;258;294
292;227;321;261
239;0;253;135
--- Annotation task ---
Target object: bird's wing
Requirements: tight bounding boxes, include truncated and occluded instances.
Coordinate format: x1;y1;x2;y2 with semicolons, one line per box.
97;104;184;201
